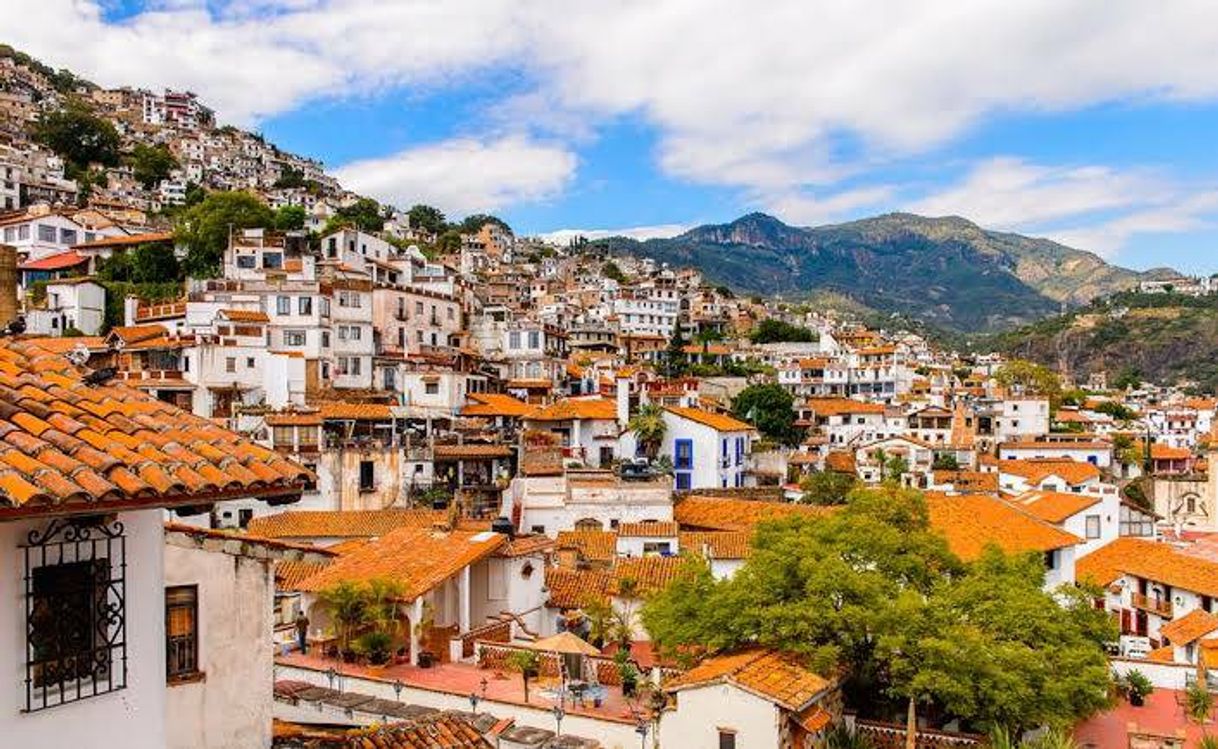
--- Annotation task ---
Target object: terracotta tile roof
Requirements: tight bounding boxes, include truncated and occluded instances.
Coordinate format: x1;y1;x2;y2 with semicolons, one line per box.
265;411;323;427
1076;537;1160;587
674;496;829;532
619;520;679;537
525;397;617;421
219;309;269;323
664;405;753;432
1160;608;1218;645
316;402;394;420
1150;443;1193;460
294;526;506;600
109;324;170;346
247;509;448;539
555;530;618;562
0;338;311;518
1007;490;1101;524
611;555;686;596
923;492;1081;562
679;531;751;559
272;715;489;748
1145;645;1176;664
276;559;331;591
72;231;173;250
932;470;999;492
665;648;831;711
824;450;856;474
804;398;886;416
459;393;532;418
998;459;1101;486
20;336;107;353
504;378;552;390
432;443;513;459
163;522;337;556
19;250;88;271
544;565;613;608
496;534;554;557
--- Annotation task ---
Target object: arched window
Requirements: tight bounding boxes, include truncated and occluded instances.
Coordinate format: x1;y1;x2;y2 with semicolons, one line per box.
575;518;602;531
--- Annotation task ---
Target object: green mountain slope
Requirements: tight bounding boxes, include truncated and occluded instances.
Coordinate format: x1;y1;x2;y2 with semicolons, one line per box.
984;292;1218;392
596;212;1167;332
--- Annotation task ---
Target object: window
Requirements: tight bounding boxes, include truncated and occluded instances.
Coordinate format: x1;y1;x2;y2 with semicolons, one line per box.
425;382;439;395
225;357;236;373
674;439;693;470
59;228;78;244
23;517;127;711
643;542;671;556
359;460;375;491
675;472;691;491
236;255;256;269
349;326;362;341
416;301;424;314
298;296;312;315
1085;514;1101;540
509;331;521;349
246;357;255;368
276;296;291;315
528;331;540;348
350;357;362;376
262;252;283;269
284;330;306;346
718;730;737;749
165;586;199;681
272;425;294;446
38;224;56;242
1044;549;1058;570
383;369;396;390
321;331;330;348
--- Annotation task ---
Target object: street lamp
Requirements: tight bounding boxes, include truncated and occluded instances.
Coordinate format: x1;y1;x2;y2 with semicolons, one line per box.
325;666;341;693
552;704;565;736
635;719;649;749
469;691;480;713
393;679;405;702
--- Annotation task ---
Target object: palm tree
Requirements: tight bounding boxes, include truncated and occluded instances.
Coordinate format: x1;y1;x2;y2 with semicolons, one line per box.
629;404;666;460
319;580;367;656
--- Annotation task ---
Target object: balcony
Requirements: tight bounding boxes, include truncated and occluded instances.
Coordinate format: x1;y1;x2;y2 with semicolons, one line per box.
1131;592;1173;619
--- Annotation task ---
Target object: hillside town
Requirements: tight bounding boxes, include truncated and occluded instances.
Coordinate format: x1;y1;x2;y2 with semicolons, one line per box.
6;39;1218;749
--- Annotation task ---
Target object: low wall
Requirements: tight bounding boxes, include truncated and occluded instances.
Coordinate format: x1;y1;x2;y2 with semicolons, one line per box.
276;662;639;748
1112;656;1194;690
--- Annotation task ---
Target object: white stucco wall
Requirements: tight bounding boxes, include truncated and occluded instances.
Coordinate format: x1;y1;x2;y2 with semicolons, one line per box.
0;509;167;749
164;539;276;749
659;683;780;748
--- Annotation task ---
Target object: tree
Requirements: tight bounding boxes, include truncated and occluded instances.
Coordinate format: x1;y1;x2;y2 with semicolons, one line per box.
602;260;627;283
1185;679;1214;737
407;204;446;235
664;323;688;378
1113;366;1143;391
750;318;816;344
319;581;368;656
128;243;180;284
643;486;1113;733
456;213;510;234
128;143;178;189
888;549;1114;734
629;404;667;460
732;383;800;445
176;191;274;278
994;360;1062;404
30;99;120;176
273;166;306;189
506;649;541;703
931;453;960;471
436;229;462;255
273;204;307;231
333;197;385;232
799;471;859;506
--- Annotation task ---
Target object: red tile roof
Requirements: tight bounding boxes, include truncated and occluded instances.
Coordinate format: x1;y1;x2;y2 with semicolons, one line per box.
924;492;1081;562
19;250;89;271
0;338;311;518
664;405;754;432
674;495;829;532
525;397;618;421
247;509;450;539
72;231;174;250
459;393;532;418
665;648;832;711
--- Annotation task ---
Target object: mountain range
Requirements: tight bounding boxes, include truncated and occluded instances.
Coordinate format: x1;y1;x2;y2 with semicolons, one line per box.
594;212;1175;332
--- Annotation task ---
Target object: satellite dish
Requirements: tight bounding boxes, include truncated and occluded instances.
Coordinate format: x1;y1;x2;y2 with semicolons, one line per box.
65;343;91;367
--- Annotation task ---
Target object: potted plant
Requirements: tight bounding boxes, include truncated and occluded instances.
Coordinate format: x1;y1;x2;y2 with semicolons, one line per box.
354;631;394;668
319;580;367;663
615;648;639;697
506;649;541;703
1126;670;1154;706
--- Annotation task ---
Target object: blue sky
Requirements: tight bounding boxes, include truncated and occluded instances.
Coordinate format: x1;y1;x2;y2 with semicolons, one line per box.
13;1;1218;273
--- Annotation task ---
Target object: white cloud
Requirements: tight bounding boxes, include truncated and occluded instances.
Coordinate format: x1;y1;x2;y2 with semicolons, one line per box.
535;224;688;245
763;186;897;226
10;1;1218;181
332;135;576;217
907;157;1218;258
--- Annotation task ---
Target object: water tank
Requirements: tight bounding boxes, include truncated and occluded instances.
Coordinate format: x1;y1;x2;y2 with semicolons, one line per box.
491;516;515;538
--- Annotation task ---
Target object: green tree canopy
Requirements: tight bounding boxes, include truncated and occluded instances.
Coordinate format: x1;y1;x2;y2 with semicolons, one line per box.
628;404;667;460
329;197;384;232
994;360;1062;403
128;143;178;190
641;487;1114;733
32;99;120;176
175;191;274;279
602;260;627;283
750;318;817;344
407;204;446;235
455;213;511;234
273;204;307;231
732;383;800;445
798;470;859;505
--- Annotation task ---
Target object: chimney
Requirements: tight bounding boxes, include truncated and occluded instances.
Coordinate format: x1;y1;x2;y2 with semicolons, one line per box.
615;374;630;427
123;295;140;327
0;244;18;327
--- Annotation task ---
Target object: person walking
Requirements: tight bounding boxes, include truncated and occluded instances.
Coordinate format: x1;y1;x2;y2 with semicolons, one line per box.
295;611;310;655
